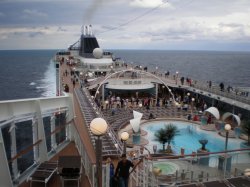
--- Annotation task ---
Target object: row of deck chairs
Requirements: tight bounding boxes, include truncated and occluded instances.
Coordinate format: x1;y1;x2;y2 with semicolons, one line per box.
75;88;120;157
29;157;82;187
177;176;250;187
102;105;192;132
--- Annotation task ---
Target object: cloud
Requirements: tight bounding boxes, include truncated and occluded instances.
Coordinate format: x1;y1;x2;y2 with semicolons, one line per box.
22;9;48;18
130;0;172;8
0;0;250;50
0;25;81;49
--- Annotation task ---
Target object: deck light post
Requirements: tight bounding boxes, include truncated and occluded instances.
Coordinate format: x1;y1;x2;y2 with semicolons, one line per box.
153;167;162;187
187;92;190;103
90;118;108;187
224;123;231;177
121;131;129;155
139;103;142;110
105;100;109;110
175;71;179;84
224;124;231;151
191;98;195;114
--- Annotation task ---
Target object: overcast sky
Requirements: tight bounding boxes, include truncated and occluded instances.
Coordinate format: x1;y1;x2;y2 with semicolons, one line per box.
0;0;250;51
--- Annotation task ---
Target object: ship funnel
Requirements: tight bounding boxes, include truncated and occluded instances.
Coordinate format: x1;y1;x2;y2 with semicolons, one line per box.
83;24;93;36
79;25;100;57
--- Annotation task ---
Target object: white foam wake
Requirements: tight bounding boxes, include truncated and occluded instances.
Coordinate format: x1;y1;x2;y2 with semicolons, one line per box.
40;60;56;97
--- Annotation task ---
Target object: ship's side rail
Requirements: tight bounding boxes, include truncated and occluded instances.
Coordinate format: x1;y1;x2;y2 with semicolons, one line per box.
153;72;250;106
129;148;250;187
191;81;250;105
0;96;84;186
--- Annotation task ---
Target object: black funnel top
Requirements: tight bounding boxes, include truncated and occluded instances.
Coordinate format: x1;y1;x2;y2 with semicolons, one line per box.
79;34;100;58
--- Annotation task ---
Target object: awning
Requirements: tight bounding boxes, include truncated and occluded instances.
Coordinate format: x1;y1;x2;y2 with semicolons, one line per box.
133;110;143;120
204;107;220;120
222;112;241;126
130;118;140;133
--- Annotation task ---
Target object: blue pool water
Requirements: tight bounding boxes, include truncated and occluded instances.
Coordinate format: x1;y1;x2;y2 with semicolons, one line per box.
141;121;243;154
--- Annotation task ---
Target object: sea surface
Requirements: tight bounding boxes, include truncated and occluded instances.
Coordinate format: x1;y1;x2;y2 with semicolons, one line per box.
0;49;250;101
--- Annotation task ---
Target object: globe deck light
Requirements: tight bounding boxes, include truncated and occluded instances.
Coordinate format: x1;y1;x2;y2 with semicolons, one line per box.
90;118;108;136
121;131;129;154
223;123;232;178
90;118;108;187
153;167;162;176
121;132;129;141
225;124;231;131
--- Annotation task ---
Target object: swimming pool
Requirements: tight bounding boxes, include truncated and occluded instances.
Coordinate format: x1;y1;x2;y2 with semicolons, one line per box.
141;121;244;154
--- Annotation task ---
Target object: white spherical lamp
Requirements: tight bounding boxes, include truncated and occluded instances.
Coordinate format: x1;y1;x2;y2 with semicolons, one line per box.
90;118;108;136
121;132;129;141
225;124;231;131
93;48;103;59
153;167;162;176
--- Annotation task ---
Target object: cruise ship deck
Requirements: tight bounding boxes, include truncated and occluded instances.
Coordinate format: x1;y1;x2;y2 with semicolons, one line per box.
1;53;250;187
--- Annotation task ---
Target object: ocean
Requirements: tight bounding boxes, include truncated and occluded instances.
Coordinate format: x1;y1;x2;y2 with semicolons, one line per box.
0;49;250;101
0;50;57;101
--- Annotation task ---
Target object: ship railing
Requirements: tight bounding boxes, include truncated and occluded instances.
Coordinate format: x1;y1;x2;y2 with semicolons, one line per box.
151;72;250;106
74;87;123;156
131;148;250;187
192;82;250;105
69;116;95;186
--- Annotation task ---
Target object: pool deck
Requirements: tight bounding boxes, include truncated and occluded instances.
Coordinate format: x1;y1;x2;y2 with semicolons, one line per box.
54;61;250;187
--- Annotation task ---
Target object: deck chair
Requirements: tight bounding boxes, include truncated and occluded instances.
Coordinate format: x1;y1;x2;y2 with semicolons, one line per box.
177;183;197;187
29;161;57;187
227;176;250;187
203;180;229;187
60;167;81;187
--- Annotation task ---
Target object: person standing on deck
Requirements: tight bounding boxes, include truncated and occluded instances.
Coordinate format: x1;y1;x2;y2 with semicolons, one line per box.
115;154;134;187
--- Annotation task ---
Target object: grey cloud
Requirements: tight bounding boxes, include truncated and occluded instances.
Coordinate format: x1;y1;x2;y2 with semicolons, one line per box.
22;9;47;18
28;31;43;37
219;23;244;28
57;27;67;32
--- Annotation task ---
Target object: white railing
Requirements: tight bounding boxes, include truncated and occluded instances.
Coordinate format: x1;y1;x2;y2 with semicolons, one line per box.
134;149;250;187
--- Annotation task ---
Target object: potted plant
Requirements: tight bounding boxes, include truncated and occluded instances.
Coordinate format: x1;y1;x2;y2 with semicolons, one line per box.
154;123;179;153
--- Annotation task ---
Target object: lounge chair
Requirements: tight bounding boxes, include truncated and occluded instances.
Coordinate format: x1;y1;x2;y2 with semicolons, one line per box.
227;176;250;187
203;180;228;187
58;156;82;187
29;161;57;187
